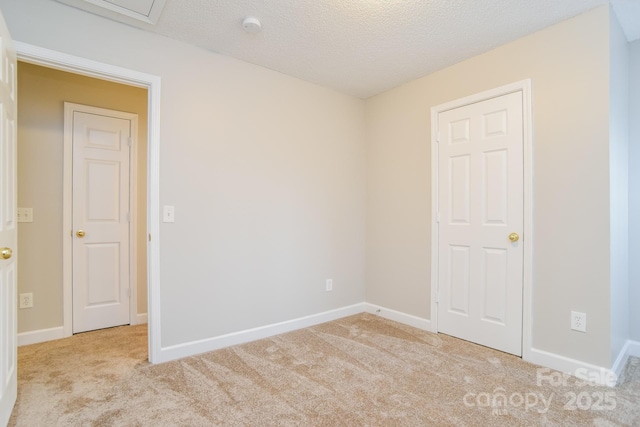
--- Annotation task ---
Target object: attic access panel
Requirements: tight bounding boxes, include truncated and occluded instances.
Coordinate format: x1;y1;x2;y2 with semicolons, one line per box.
105;0;154;16
56;0;167;26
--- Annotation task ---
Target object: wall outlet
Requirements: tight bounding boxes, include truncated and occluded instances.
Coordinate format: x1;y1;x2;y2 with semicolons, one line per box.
17;207;33;223
19;293;33;309
571;311;586;332
325;279;333;292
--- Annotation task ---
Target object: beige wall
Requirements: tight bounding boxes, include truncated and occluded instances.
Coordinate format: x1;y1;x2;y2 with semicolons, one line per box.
17;62;148;333
365;6;613;367
2;0;366;347
629;39;640;342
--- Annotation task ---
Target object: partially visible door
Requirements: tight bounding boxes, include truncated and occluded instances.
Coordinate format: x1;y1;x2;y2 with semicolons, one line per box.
436;91;524;356
0;8;18;425
68;104;135;333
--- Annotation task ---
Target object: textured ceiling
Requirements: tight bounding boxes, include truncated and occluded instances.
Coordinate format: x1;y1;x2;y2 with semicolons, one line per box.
56;0;637;98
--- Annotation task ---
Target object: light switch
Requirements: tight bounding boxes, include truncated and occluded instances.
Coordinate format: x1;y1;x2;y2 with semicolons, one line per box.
163;205;175;223
17;208;33;223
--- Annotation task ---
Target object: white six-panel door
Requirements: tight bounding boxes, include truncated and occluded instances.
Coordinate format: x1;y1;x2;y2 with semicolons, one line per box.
69;105;134;334
437;91;524;356
0;8;17;425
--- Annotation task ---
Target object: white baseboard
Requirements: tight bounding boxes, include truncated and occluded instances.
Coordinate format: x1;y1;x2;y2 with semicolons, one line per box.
18;326;65;347
158;303;366;363
626;340;640;357
611;339;640;381
134;313;148;325
526;347;618;387
363;303;433;332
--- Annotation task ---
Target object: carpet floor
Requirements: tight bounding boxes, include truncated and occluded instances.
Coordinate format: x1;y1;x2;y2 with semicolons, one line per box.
8;313;640;426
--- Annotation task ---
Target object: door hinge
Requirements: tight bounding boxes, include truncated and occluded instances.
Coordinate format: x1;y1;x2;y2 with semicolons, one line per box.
436;131;441;143
436;212;441;223
148;233;151;242
127;137;132;147
127;288;131;298
126;212;131;222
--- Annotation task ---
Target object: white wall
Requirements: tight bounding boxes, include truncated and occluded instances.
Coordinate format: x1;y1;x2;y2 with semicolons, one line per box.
629;39;640;342
608;10;629;363
366;6;613;367
1;0;366;347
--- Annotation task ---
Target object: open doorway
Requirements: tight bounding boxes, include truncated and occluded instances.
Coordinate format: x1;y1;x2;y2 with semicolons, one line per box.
16;62;148;352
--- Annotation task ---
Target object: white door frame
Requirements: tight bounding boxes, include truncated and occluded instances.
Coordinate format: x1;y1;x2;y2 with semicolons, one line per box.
63;102;138;333
15;42;162;363
430;79;533;360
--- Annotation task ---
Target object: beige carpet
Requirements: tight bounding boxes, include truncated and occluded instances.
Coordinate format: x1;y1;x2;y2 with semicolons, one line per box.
8;314;640;426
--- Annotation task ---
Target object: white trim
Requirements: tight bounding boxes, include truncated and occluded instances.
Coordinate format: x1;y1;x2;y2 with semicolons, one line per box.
55;0;168;26
62;105;73;338
521;80;534;362
430;79;533;358
63;103;139;335
15;41;162;363
128;116;140;329
158;303;365;363
363;303;433;331
528;347;618;387
430;106;439;335
135;313;148;325
17;327;64;347
612;340;632;380
0;373;15;427
626;340;640;357
611;339;640;382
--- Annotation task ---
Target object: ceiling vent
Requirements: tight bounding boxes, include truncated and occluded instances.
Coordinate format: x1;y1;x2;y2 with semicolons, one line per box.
55;0;167;26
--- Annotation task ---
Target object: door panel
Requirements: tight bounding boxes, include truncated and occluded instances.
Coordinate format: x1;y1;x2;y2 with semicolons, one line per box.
85;242;121;305
86;160;121;221
483;150;507;224
448;245;470;315
71;108;132;334
449;155;470;223
0;7;17;424
437;91;523;356
481;247;508;324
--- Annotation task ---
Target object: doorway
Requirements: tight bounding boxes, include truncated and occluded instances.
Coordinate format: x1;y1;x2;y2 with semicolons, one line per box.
430;80;533;357
16;63;148;341
16;41;162;363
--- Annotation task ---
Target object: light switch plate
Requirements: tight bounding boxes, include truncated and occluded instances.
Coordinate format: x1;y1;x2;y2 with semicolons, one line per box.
17;208;33;223
326;279;333;291
163;205;175;223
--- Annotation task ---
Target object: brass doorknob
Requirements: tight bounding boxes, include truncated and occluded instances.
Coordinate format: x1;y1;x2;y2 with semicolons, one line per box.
76;230;86;238
1;247;12;259
508;232;520;242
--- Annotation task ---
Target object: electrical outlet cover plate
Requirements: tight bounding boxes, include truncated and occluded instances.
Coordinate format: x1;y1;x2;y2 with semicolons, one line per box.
19;293;33;309
571;311;586;332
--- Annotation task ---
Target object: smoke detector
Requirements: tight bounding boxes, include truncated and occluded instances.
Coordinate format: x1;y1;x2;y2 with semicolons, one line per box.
242;17;262;33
